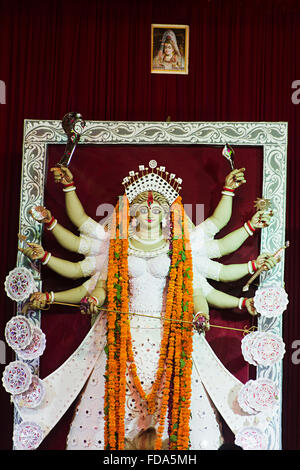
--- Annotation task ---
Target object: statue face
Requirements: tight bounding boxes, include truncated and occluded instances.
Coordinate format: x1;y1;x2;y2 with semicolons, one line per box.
134;202;164;231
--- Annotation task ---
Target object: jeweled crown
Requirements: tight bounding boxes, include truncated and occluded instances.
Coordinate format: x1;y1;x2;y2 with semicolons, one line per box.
122;160;182;205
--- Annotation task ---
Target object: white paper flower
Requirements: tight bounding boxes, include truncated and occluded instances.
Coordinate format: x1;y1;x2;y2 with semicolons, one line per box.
13;421;44;450
237;380;258;415
241;331;262;366
14;375;45;409
254;286;288;318
5;316;34;351
241;330;285;366
17;326;46;360
251;332;285;366
235;427;268;450
2;361;32;395
4;267;37;302
238;378;279;414
248;378;279;412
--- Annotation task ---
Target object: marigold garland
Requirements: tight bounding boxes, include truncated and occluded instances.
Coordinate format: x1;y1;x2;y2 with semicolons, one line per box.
104;194;194;451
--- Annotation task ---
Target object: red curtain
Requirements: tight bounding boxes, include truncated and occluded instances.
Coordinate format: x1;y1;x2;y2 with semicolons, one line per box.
0;0;299;450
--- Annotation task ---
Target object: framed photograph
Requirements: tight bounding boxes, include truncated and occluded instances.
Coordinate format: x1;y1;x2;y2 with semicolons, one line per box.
151;24;189;74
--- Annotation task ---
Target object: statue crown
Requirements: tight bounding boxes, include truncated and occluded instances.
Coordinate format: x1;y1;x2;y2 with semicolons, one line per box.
122;160;182;205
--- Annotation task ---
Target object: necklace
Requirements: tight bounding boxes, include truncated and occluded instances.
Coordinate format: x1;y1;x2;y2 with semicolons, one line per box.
131;234;164;245
128;238;169;258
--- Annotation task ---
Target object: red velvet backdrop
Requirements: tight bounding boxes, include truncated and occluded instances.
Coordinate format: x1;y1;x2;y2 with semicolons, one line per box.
0;0;299;450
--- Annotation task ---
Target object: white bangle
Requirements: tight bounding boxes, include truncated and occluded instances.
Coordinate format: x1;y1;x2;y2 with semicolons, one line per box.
221;190;235;197
42;252;52;265
248;260;254;274
63;186;76;192
238;297;245;310
243;222;253;236
49;291;55;303
46;218;57;231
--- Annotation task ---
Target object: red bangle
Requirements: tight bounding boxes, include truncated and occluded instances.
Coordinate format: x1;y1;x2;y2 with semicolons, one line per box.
242;298;247;308
63;182;75;187
247;220;255;233
45;216;55;228
251;260;257;272
223;187;235;192
45;292;50;303
41;251;49;263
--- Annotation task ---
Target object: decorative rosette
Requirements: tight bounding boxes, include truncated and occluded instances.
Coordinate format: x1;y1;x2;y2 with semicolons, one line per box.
237;380;258;415
2;361;32;395
235;427;268;450
254;286;288;318
241;331;262;366
4;267;37;302
251;332;285;366
5;316;34;351
14;375;45;409
238;378;279;414
13;421;44;450
241;331;285;366
249;378;279;411
16;326;46;360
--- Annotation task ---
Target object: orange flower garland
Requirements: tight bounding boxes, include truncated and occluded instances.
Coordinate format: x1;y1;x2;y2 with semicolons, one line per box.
104;194;194;451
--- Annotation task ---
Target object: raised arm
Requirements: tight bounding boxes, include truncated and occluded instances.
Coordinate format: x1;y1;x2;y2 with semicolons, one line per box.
216;209;273;257
30;206;81;253
205;168;246;231
19;242;84;279
50;166;89;228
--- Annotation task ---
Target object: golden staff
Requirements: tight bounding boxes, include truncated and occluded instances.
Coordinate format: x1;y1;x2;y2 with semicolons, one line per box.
31;301;255;335
242;241;289;292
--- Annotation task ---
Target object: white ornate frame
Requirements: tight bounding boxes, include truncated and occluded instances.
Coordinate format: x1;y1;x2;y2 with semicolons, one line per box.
16;120;288;450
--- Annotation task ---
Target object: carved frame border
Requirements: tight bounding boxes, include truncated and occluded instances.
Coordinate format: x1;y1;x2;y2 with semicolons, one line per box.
16;120;288;450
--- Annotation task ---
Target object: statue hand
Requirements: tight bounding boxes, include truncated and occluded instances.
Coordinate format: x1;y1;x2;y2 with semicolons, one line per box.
250;209;273;229
245;298;257;316
30;206;52;223
80;296;99;315
50;166;73;185
29;292;47;309
256;253;279;271
224;168;246;189
18;242;45;260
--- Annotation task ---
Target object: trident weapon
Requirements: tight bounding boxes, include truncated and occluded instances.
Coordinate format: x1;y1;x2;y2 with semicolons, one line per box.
57;112;86;168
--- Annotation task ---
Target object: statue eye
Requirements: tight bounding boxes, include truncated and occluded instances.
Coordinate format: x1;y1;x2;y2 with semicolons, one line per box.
152;207;162;214
139;207;148;214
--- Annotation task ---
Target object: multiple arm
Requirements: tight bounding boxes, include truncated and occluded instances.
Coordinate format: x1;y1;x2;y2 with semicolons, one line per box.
216;210;273;258
25;165;275;320
19;243;84;279
218;253;278;282
205;168;246;231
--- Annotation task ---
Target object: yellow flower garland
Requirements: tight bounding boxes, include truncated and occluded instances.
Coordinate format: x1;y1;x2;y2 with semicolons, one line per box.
104;195;194;450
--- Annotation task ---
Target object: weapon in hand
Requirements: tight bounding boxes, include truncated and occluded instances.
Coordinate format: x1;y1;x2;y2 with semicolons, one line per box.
57;112;86;168
242;241;290;292
222;143;235;170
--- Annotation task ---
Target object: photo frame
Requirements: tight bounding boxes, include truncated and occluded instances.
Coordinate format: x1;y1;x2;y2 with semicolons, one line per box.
151;24;189;74
14;120;287;450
